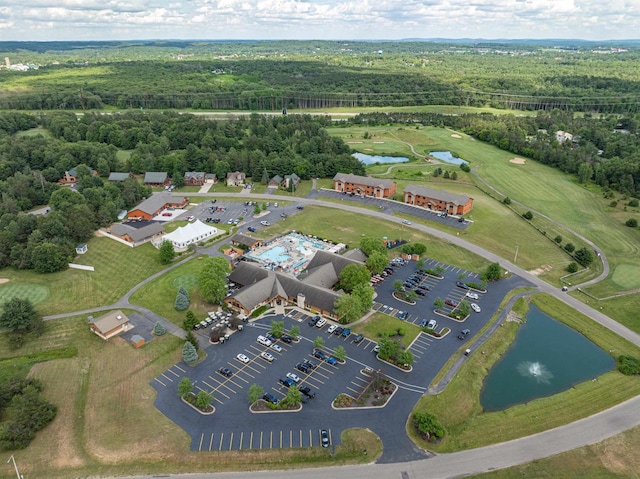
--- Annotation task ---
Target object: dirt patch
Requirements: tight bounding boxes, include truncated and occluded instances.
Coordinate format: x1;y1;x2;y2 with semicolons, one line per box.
0;278;8;284
506;311;523;323
364;148;374;152
510;157;527;164
372;141;385;144
529;264;553;276
450;134;462;139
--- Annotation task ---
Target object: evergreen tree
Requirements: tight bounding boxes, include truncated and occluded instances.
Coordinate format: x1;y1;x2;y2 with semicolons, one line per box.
182;341;198;364
153;321;167;336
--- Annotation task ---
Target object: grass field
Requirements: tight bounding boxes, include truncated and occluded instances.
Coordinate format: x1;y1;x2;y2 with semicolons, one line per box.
353;312;422;348
409;293;640;453
15;127;52;138
0;283;50;310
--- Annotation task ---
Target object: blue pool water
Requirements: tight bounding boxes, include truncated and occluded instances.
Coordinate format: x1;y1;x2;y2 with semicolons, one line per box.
429;151;468;165
258;246;291;263
353;152;409;165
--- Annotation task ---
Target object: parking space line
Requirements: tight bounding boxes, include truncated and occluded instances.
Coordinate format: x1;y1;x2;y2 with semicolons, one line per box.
289;430;293;448
270;431;273;449
304;376;325;386
209;433;214;451
153;377;167;387
174;365;187;373
299;429;303;448
218;433;224;451
249;431;253;449
239;432;243;450
167;369;181;378
347;386;361;395
198;433;204;451
160;373;174;383
229;432;234;450
260;431;263;449
309;429;313;447
280;430;283;448
229;373;250;384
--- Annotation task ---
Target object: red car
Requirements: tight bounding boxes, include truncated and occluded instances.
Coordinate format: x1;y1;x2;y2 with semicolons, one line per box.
445;299;458;307
162;212;172;217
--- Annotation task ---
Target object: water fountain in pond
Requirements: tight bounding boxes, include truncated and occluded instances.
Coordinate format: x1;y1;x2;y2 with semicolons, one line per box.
517;361;553;384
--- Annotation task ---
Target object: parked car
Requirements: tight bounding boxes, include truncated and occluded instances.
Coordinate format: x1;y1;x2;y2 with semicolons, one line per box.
313;350;326;360
456;281;469;290
295;362;310;374
296;205;304;210
280;335;293;344
270;343;283;352
334;326;344;336
162;212;172;216
308;316;319;327
373;344;380;353
327;324;337;334
402;219;412;225
236;353;250;364
260;221;270;226
471;303;481;313
414;289;426;296
248;226;257;232
262;393;279;405
397;311;408;320
458;329;471;340
257;335;272;346
218;367;232;377
320;429;329;447
353;334;364;344
325;356;337;365
298;385;315;398
260;351;275;362
286;372;301;383
279;378;295;388
445;299;458;307
466;292;479;300
341;328;351;338
427;319;437;330
420;318;428;327
303;359;318;369
315;318;327;328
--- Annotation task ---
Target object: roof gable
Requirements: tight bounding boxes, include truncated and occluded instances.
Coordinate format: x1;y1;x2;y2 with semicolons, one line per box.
144;172;168;183
333;172;394;189
404;184;471;206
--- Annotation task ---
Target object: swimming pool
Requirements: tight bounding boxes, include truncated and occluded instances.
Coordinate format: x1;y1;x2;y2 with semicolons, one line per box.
257;245;291;263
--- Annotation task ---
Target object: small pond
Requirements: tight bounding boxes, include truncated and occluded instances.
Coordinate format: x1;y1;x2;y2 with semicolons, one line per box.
352;152;409;165
480;304;614;412
429;151;468;165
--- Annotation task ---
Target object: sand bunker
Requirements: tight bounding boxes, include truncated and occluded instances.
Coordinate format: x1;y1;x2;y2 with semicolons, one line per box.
0;278;9;284
347;141;363;144
450;134;462;139
510;157;526;164
364;148;374;152
373;141;385;144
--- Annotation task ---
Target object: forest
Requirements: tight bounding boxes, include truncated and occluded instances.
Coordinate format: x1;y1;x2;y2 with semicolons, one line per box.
2;40;640;113
0;111;362;273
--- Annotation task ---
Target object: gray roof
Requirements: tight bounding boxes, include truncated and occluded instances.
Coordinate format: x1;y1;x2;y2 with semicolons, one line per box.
110;222;164;242
130;192;178;215
342;248;368;263
333;173;395;189
302;250;364;277
285;173;300;182
231;233;261;248
404;184;472;206
108;172;131;181
185;171;205;181
270;175;283;184
144;172;168;184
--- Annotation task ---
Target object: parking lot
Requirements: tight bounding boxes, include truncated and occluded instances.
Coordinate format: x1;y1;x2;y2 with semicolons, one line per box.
150;259;531;462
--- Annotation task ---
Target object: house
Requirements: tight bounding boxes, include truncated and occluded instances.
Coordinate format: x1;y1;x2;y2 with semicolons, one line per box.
127;192;189;220
226;171;246;187
283;173;301;190
89;310;133;340
268;175;283;189
205;173;217;183
230;233;263;251
58;166;99;185
75;243;88;255
555;131;574;144
158;220;219;251
333;173;396;199
108;222;165;246
144;172;169;186
184;172;206;186
403;184;473;215
108;172;134;182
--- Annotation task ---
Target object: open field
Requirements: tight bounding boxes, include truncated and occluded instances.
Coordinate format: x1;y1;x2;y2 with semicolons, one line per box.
0;237;165;315
353;312;422;348
409;293;640;453
15;127;52;138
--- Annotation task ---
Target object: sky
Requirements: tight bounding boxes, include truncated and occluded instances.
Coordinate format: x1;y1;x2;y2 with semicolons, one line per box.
0;0;639;42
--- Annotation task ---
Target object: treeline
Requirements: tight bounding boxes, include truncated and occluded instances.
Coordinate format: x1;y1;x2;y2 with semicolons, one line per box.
348;111;640;196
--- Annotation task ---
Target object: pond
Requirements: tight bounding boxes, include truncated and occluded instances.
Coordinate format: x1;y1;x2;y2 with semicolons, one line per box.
480;304;615;412
429;151;468;165
352;152;409;165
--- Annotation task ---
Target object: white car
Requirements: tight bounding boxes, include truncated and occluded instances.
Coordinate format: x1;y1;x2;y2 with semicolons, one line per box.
316;318;327;328
270;343;283;352
427;319;437;330
257;335;272;346
274;202;278;207
260;221;270;226
466;292;479;300
471;303;481;313
286;372;300;383
260;351;275;362
236;353;250;364
327;324;338;334
402;219;412;225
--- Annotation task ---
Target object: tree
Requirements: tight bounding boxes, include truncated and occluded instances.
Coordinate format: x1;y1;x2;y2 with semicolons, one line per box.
443;170;450;179
333;345;347;362
352;283;374;312
338;264;371;292
270;320;285;338
32;243;68;273
174;289;190;311
451;171;458;180
433;297;444;309
577;162;593;184
182;341;198;364
416;259;425;269
397;349;414;367
458;272;467;280
153;321;167;336
625;218;638;227
402;243;427;256
435;265;445;275
413;411;445;439
198;257;230;304
503;196;511;205
314;336;325;349
574;247;595;267
564;242;576;253
0;298;43;335
567;262;579;273
366;251;388;274
183;310;197;331
159;240;176;264
248;383;264;404
360;237;387;256
284;386;302;406
522;211;533;220
458;301;471;317
377;338;399;361
185;330;199;351
253;204;261;215
289;325;300;339
195;390;213;409
554;235;563;244
178;377;193;397
482;262;501;282
393;279;405;292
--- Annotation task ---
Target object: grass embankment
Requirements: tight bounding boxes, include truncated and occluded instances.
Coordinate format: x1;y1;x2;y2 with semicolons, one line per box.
0;237;165;315
409;293;640;453
353;313;422;348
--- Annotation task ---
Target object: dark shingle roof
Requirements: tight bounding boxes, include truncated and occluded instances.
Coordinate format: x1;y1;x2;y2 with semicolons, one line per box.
110;222;164;242
109;172;131;181
184;171;205;181
231;233;261;248
130;192;178;216
144;172;168;184
404;184;471;206
333;173;394;189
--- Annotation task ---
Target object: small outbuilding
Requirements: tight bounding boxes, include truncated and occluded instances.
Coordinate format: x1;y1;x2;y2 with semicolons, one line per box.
75;243;88;255
130;334;145;348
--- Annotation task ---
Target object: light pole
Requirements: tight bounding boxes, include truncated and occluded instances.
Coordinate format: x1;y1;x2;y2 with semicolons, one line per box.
7;455;23;479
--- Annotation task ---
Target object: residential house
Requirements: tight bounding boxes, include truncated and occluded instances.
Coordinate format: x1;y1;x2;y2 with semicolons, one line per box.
205;173;217;183
184;172;206;186
226;171;246;187
89;310;133;340
108;172;134;182
555;131;574;144
282;173;301;191
144;172;170;187
268;175;283;189
333;173;396;198
403;184;473;215
58;166;99;185
127;192;189;220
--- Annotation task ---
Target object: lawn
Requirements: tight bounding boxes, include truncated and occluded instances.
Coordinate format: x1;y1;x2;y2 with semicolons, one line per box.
15;127;52;138
353;312;422;348
0;237;165;315
408;293;640;453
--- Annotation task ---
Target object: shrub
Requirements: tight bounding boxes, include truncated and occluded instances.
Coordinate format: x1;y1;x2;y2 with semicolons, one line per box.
459;163;471;172
502;196;511;205
413;411;445;440
574;247;595;267
522;211;533;220
625;218;638;228
153;321;167;336
564;242;576;253
618;355;640;375
554;235;563;244
566;262;579;273
628;199;639;207
610;200;618;207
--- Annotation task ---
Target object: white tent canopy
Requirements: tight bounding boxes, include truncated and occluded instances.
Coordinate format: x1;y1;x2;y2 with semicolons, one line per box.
161;220;219;250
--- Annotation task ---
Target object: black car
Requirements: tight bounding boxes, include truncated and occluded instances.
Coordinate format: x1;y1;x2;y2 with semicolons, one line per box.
296;362;310;374
248;226;257;232
303;359;318;369
296;205;304;210
280;335;293;344
456;281;469;290
414;289;426;296
298;385;316;398
279;377;296;387
218;367;232;377
308;316;319;327
313;350;326;360
211;199;217;203
262;393;279;405
334;326;344;336
458;328;471;340
320;429;329;447
353;334;364;344
418;285;430;292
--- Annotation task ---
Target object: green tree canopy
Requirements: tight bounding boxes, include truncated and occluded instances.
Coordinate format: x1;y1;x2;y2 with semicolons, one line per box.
482;262;502;282
366;250;388;274
198;257;230;304
159;240;176;264
182;341;198;364
248;383;264;404
360;237;387;256
178;377;193;397
338;263;371;293
270;320;285;338
413;411;445;439
0;298;43;334
31;242;68;273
